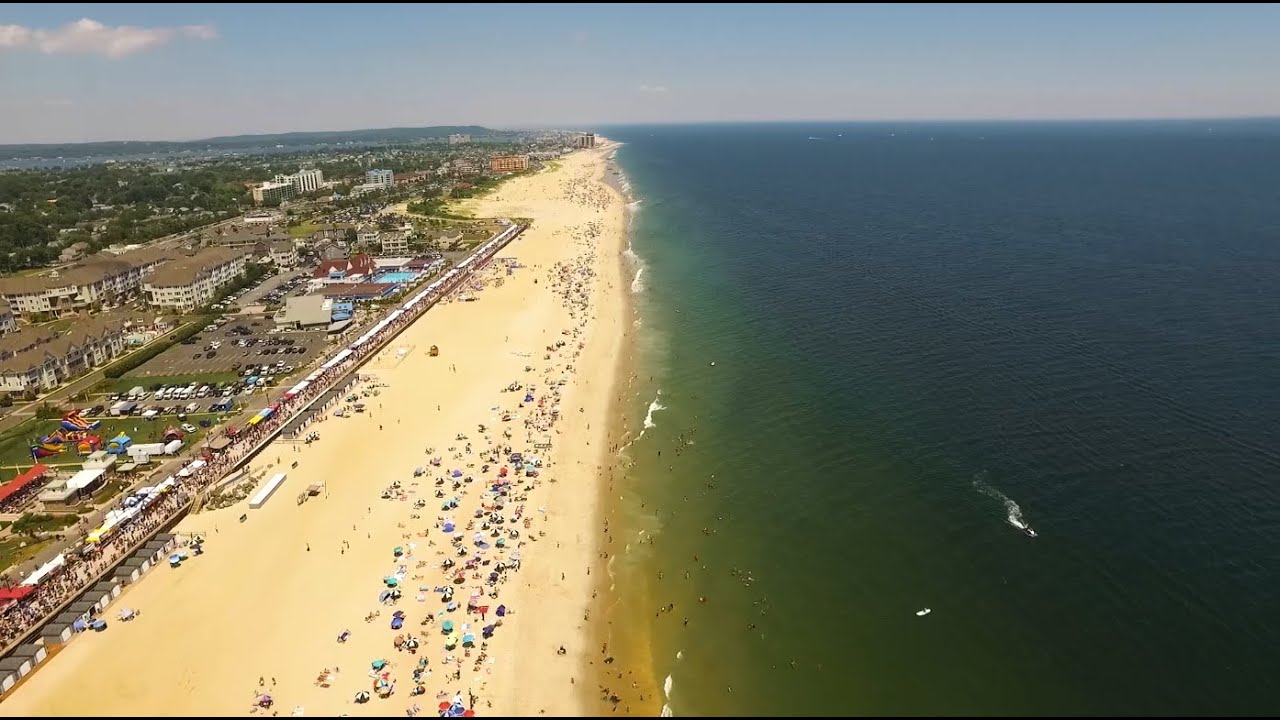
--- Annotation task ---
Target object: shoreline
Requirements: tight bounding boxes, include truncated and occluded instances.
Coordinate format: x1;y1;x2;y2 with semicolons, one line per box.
1;145;633;717
585;151;666;717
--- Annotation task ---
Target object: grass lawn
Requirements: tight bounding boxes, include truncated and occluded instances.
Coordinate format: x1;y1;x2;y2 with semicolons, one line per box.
288;220;319;238
0;415;215;469
11;512;80;535
0;537;51;575
35;318;76;333
104;372;242;394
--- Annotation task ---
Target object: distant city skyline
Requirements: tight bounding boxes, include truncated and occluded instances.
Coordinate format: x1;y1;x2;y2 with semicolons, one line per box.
1;3;1279;144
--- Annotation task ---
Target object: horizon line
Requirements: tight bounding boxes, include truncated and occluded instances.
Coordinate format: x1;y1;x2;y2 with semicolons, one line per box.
5;115;1280;148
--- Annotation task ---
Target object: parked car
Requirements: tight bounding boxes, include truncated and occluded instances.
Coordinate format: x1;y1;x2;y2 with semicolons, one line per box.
181;423;198;434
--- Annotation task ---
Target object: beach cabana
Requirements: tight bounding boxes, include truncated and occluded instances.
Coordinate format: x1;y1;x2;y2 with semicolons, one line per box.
0;657;32;690
18;643;47;666
70;599;98;616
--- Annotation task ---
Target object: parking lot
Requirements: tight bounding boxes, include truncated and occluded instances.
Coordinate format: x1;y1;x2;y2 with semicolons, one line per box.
125;314;330;382
234;269;306;309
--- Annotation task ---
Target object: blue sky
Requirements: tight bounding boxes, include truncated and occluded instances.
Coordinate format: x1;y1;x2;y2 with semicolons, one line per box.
1;3;1278;143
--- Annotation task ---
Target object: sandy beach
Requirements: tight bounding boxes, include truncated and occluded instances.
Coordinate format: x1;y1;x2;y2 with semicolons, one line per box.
1;144;628;717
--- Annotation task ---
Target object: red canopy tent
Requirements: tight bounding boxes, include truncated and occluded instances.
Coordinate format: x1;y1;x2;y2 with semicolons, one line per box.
0;463;49;504
0;585;35;601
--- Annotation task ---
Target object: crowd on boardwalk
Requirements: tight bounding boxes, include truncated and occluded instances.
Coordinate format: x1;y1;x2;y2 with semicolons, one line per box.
0;227;522;653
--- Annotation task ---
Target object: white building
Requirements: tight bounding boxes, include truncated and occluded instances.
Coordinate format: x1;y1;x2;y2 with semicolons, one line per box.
365;169;394;189
0;247;173;320
143;248;250;311
251;181;296;205
448;134;471;145
0;312;134;395
275;168;324;194
269;241;299;267
380;232;409;255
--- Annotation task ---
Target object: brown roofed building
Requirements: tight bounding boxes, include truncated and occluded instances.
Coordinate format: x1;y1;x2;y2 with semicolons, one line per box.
0;310;141;395
0;247;175;320
143;247;250;311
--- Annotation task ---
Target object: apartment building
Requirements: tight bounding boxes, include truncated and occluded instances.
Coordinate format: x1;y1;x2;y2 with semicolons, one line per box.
0;299;15;334
576;133;596;149
269;241;299;267
251;180;297;205
0;247;174;320
0;312;135;395
380;232;409;255
489;154;530;173
366;169;394;189
448;134;471;145
143;247;249;311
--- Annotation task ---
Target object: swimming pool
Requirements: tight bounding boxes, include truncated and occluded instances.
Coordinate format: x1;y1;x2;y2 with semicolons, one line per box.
373;271;418;284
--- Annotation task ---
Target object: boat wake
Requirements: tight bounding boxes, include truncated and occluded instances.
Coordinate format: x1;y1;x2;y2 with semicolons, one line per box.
973;472;1037;538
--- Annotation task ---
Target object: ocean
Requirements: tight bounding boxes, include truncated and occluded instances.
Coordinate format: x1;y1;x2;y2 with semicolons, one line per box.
601;122;1280;716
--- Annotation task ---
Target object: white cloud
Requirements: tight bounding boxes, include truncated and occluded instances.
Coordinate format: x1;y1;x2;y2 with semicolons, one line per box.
0;18;217;59
637;84;669;94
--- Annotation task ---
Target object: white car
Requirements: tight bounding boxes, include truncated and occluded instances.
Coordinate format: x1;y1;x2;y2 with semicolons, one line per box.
181;423;198;434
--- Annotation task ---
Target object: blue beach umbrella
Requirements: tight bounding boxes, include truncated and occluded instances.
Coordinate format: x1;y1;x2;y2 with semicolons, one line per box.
443;522;455;533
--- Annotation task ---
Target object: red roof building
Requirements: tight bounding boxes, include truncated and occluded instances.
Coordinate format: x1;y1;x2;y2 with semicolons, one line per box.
313;253;377;280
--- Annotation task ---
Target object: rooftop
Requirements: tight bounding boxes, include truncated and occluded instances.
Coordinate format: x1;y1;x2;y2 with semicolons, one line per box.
145;247;248;288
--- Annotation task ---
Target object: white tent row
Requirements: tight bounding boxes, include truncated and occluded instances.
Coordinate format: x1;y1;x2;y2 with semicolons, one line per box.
21;553;65;586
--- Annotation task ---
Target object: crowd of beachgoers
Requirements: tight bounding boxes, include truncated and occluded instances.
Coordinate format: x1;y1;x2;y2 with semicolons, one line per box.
0;231;520;654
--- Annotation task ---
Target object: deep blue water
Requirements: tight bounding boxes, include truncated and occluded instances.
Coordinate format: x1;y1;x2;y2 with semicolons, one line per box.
601;122;1280;716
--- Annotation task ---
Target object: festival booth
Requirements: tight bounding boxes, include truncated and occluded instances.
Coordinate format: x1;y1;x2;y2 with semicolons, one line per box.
17;643;47;668
0;463;49;510
21;553;66;587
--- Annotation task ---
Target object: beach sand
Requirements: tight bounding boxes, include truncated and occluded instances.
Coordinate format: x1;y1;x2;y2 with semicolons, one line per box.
1;144;628;717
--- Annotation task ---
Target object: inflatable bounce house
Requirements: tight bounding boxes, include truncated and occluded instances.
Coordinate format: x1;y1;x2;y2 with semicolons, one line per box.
29;411;104;459
106;433;133;456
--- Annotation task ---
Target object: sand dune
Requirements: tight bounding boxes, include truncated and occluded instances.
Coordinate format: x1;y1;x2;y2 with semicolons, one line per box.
2;145;627;717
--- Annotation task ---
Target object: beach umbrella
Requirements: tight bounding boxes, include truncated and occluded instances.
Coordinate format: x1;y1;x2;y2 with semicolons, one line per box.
496;605;507;617
482;624;495;638
385;576;399;587
462;633;475;647
438;702;451;711
462;711;475;717
443;522;455;533
496;538;506;548
451;470;463;478
371;659;387;670
441;620;454;633
394;546;404;556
